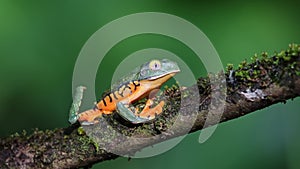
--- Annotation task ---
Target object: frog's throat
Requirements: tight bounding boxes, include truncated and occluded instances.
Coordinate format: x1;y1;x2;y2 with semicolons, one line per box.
142;73;177;89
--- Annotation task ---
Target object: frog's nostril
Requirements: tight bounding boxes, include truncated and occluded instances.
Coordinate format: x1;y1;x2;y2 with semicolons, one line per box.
141;69;147;76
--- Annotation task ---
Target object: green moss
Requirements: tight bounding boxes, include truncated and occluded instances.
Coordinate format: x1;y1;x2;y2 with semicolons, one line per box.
76;133;99;153
226;43;299;91
77;127;86;135
226;63;234;71
251;53;259;62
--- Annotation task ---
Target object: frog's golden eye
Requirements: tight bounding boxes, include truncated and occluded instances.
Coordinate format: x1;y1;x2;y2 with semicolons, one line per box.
149;60;161;70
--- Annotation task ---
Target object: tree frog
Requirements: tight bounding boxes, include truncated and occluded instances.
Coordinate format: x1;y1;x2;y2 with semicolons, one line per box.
69;59;180;125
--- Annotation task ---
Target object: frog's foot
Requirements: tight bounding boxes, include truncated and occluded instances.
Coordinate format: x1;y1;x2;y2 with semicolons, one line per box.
116;99;164;124
78;109;103;125
138;100;164;120
81;120;99;126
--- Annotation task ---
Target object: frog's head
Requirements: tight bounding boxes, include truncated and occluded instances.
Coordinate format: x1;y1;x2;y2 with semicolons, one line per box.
139;59;180;80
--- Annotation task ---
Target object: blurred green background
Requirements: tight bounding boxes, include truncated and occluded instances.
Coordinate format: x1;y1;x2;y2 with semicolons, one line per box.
0;0;299;168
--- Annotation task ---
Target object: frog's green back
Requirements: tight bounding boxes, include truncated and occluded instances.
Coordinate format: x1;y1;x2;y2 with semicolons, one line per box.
110;65;142;91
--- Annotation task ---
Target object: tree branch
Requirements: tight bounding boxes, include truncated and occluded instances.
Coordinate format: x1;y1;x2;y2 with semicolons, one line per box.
1;44;299;169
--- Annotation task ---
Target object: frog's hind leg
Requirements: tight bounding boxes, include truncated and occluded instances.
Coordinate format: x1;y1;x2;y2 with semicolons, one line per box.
68;86;86;124
78;109;104;125
116;102;148;124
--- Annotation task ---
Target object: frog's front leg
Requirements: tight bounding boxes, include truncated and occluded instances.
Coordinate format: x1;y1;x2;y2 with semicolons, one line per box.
116;99;164;124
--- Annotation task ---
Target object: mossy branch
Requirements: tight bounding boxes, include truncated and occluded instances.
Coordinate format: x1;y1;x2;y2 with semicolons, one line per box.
1;44;300;169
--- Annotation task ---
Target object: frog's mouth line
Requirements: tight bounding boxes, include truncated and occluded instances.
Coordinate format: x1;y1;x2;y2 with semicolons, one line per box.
148;69;180;80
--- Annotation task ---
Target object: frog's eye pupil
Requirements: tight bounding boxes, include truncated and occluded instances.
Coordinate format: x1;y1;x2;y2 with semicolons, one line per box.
149;60;161;70
153;63;160;70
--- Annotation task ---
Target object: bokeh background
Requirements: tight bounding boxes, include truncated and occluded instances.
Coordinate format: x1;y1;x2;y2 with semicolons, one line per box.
0;0;299;168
